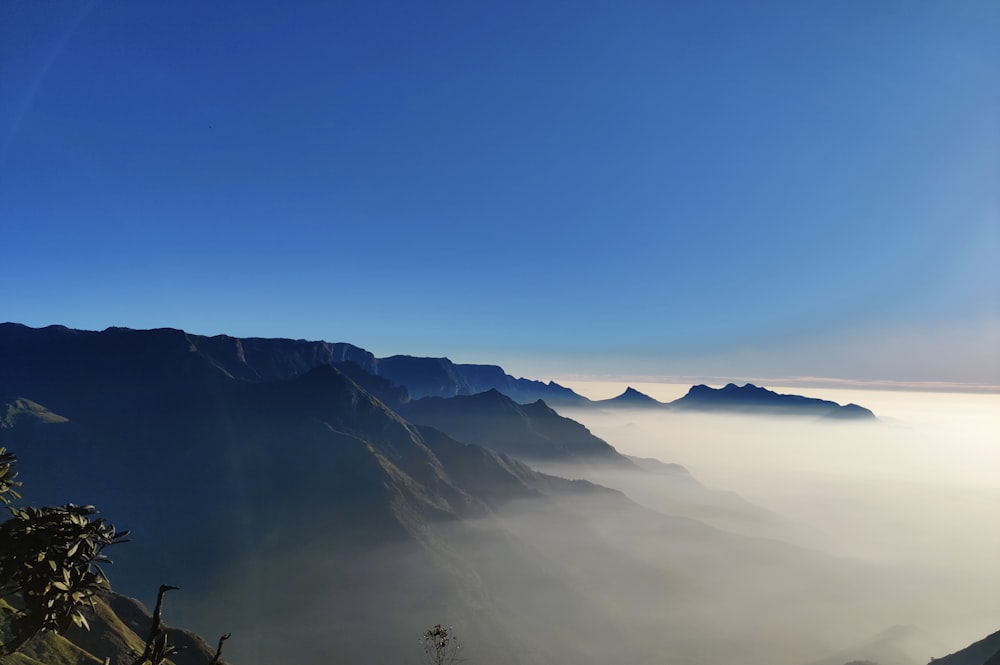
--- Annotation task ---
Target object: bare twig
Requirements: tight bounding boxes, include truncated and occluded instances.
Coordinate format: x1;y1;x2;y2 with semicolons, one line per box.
209;633;231;665
129;585;182;665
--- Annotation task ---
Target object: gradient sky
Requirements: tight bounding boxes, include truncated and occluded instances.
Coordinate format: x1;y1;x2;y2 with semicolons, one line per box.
2;1;997;385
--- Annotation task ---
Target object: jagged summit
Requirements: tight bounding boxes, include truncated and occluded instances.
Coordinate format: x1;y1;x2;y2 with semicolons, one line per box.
595;386;664;408
578;382;876;419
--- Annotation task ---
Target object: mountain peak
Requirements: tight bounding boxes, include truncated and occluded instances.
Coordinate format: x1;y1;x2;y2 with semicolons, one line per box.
593;386;663;408
618;386;655;400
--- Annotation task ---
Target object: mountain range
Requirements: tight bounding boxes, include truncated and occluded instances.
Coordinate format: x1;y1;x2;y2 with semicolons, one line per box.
0;323;873;418
0;323;917;665
595;383;876;419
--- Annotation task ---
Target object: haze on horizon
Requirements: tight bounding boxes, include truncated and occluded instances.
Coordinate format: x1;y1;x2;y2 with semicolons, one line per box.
1;1;997;387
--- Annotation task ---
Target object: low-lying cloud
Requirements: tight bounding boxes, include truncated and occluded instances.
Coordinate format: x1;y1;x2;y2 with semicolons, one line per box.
554;388;1000;653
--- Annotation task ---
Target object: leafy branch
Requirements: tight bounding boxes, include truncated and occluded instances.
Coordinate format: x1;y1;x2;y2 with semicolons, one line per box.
0;503;129;655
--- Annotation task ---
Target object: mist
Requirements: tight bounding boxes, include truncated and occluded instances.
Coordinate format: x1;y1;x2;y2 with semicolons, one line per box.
551;387;1000;656
160;388;1000;665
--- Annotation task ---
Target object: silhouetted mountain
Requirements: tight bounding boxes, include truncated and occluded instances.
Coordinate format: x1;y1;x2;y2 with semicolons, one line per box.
594;386;665;408
929;629;1000;665
669;383;876;419
373;355;590;404
180;328;588;405
402;389;632;466
576;381;876;419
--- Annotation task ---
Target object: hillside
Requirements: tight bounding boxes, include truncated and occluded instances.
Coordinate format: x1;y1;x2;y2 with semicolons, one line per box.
929;629;1000;665
0;593;222;665
402;389;631;465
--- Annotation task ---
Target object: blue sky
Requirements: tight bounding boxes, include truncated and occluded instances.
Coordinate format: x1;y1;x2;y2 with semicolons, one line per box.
2;1;997;385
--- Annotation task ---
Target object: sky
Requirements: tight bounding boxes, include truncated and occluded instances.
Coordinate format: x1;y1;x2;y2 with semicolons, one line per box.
1;1;997;386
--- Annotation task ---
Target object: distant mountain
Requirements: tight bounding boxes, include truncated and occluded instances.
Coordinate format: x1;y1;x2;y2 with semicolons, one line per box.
669;383;876;420
929;629;1000;665
374;354;590;404
403;390;780;536
594;386;665;408
578;381;876;419
178;327;590;404
402;389;632;466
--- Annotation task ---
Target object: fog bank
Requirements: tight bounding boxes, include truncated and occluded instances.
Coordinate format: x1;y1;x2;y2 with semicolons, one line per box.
556;388;1000;652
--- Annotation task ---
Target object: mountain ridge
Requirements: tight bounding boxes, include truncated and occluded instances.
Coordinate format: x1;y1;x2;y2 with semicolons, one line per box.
671;382;876;419
929;628;1000;665
0;322;590;407
402;389;632;467
0;323;876;419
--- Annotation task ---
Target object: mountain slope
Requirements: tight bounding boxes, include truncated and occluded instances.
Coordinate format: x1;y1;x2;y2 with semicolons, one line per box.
594;386;665;408
0;593;222;665
930;629;1000;665
402;389;631;466
402;389;780;535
